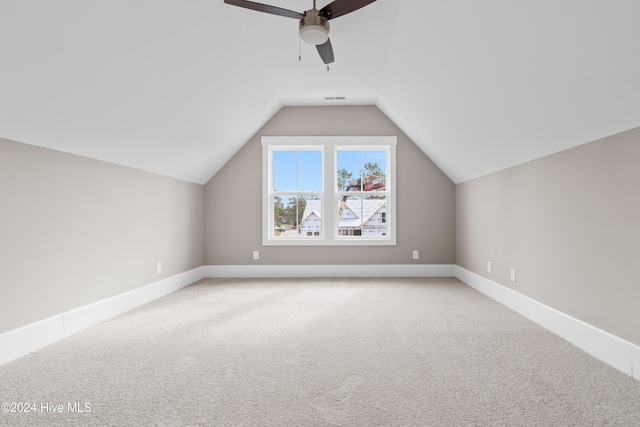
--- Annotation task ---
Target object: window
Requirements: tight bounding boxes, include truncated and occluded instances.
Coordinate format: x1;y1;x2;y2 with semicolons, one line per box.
263;136;396;246
271;148;323;240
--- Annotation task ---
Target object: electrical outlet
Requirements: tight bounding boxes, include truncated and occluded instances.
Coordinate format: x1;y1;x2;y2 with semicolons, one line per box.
412;250;419;260
511;269;516;282
156;262;162;275
487;261;492;273
253;251;259;260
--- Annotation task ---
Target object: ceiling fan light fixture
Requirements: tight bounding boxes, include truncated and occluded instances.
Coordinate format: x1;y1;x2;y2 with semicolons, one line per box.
300;24;329;45
299;10;330;45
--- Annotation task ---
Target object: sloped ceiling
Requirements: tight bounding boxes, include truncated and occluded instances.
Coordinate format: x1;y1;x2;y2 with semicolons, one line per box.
1;0;639;184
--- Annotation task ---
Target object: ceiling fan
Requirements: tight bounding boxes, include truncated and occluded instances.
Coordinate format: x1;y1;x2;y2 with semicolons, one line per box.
224;0;376;64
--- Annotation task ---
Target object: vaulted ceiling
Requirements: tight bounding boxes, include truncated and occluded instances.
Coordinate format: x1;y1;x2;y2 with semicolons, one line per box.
1;1;639;184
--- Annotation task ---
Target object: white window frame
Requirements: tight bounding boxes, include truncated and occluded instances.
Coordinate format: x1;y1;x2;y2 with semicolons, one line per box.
262;136;397;246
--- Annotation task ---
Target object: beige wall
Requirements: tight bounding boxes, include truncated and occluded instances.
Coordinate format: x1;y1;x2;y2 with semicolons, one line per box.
204;105;456;265
2;105;637;352
456;128;640;346
0;137;204;334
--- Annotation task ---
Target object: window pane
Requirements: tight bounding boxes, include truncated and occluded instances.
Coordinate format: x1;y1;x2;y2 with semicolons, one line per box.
273;196;321;238
337;195;387;237
273;149;322;192
273;150;297;192
298;150;322;192
337;149;387;192
362;150;386;192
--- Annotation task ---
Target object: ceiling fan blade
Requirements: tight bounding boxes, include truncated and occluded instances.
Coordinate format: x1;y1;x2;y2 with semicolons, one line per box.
316;38;335;64
319;0;376;20
224;0;304;19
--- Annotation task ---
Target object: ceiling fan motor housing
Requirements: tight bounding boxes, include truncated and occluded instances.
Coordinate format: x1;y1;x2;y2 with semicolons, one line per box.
299;10;330;45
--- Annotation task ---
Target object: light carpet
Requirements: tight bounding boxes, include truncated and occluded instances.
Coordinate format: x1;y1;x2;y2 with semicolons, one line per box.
1;277;639;426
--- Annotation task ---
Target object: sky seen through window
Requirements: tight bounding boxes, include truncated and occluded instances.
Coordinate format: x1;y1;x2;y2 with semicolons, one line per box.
272;149;386;192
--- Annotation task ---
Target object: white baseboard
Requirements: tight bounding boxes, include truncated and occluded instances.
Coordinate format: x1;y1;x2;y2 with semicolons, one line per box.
455;266;640;380
203;264;455;278
0;316;64;370
0;266;206;367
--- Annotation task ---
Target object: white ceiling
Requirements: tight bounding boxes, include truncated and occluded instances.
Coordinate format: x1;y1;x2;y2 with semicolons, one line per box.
1;0;639;184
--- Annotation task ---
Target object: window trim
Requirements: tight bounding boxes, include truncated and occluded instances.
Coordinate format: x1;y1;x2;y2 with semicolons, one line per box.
262;136;397;246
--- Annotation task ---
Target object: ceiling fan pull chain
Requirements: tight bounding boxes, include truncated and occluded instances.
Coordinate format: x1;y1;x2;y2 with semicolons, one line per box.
299;34;302;61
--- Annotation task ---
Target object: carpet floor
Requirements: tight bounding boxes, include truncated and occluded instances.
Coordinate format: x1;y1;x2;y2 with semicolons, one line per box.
1;277;639;426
